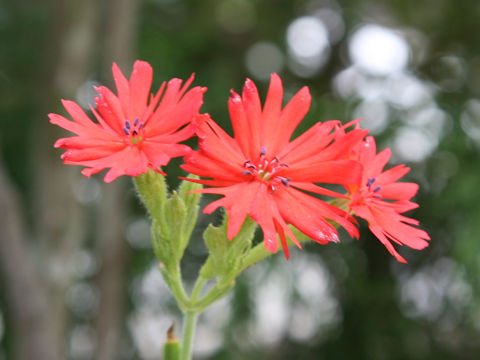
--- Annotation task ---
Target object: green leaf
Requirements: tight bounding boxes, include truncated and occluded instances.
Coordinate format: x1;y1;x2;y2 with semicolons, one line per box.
199;214;257;286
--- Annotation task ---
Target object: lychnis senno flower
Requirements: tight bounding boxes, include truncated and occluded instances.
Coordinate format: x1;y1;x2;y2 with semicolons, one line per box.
182;74;368;257
50;60;205;182
347;136;430;262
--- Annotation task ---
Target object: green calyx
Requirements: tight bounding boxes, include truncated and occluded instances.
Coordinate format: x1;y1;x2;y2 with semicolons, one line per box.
134;170;201;269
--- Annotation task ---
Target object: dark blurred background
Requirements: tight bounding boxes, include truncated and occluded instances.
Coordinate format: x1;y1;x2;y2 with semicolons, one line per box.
1;0;480;359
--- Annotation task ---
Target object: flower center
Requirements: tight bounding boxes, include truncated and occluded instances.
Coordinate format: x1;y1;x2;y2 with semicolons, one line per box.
242;146;290;193
366;177;382;199
123;117;145;144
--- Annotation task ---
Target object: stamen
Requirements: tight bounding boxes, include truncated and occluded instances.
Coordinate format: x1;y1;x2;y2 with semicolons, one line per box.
280;177;290;186
367;177;376;188
373;194;382;199
241;151;290;190
123;118;145;143
374;186;381;192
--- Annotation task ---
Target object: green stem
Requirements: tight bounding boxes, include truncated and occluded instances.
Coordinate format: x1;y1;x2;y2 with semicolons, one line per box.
180;310;198;360
160;265;189;310
194;282;234;312
190;276;207;303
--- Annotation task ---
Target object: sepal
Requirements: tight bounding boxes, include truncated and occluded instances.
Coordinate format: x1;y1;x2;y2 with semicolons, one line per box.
178;174;202;252
134;169;167;221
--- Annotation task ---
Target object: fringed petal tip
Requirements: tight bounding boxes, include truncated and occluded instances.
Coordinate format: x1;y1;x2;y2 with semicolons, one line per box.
229;90;242;102
59;150;73;160
342;118;363;129
263;236;279;253
54;138;67;149
152;167;167;176
81;167;98;178
395;253;408;263
132;60;153;72
48;113;66;126
269;72;281;82
47;113;57;123
243;77;256;90
195;113;212;127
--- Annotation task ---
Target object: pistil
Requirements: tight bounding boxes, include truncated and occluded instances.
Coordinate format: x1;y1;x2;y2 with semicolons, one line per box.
123;117;145;144
241;147;290;193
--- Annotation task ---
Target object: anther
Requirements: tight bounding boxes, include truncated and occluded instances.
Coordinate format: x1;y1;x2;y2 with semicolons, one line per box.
280;163;289;167
367;177;376;188
373;194;382;199
273;156;279;162
373;186;381;193
260;146;267;156
242;170;253;175
247;164;257;170
125;120;131;129
280;177;290;186
134;117;140;126
132;130;138;136
123;127;130;135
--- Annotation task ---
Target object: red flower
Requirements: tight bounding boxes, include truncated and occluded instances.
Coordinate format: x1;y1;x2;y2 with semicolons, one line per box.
50;60;206;182
182;74;368;258
347;136;430;263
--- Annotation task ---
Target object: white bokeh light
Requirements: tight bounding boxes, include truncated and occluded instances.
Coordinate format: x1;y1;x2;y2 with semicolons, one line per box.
251;270;290;346
245;41;284;80
129;307;179;360
385;72;433;108
399;258;473;321
349;24;409;76
76;80;101;110
287;16;329;58
461;98;480;144
287;16;330;76
354;99;389;135
193;295;232;357
68;325;96;360
393;126;438;162
332;66;360;98
73;177;101;205
316;8;345;43
406;106;448;139
126;218;151;249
